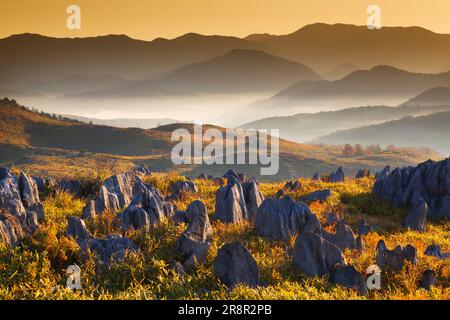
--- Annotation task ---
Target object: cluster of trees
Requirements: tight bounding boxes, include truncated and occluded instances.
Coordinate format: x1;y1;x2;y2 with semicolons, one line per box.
342;143;393;157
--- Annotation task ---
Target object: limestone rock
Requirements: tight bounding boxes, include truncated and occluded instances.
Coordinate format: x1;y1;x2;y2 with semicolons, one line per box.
255;196;320;241
213;242;260;288
424;244;450;260
330;265;367;296
300;189;332;203
376;240;418;271
168;180;197;200
120;186;174;231
322;221;357;251
419;270;437;290
403;198;428;232
293;231;346;276
328;167;345;183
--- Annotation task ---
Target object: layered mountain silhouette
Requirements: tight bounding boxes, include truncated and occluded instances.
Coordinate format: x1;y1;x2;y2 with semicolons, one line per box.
315;112;450;155
241;105;450;143
258;66;450;108
68;49;321;97
401;87;450;106
2;23;450;91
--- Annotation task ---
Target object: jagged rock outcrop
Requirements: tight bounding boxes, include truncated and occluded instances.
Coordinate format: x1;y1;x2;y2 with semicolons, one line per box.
175;200;212;270
300;189;332;203
403;198;428;232
136;164;152;174
56;179;82;197
328;167;345;183
419;270;437;290
168;260;186;276
424;244;450;260
375;165;391;180
214;182;248;223
0;211;26;246
120;185;175;231
293;231;346;276
312;173;321;181
0;168;44;244
322;221;357;251
376;240;418;271
168;180;197;200
275;180;302;198
255;196;320;241
82;171;148;219
357;219;377;236
330;266;367;296
213;242;260;288
373;158;450;220
324;212;341;227
356;236;365;252
214;178;264;223
355;169;371;179
223;169;245;184
67;216;136;265
242;180;264;221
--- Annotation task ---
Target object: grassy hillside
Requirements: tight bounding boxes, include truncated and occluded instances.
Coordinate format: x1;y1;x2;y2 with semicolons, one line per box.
0;174;448;299
0;98;443;179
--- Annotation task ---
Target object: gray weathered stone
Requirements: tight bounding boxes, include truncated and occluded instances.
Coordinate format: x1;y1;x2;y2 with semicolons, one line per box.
175;200;212;270
424;244;450;260
355;169;371;179
213;242;259;288
376;240;418;271
82;171;149;219
293;231;346;276
328;167;345;183
322;221;357;251
120;186;174;231
301;189;332;203
373;158;450;220
403;197;428;232
255;196;320;241
168;180;197;200
67;216;136;265
214;182;249;223
330;265;367;296
419;269;437;290
312;173;321;181
0;211;26;246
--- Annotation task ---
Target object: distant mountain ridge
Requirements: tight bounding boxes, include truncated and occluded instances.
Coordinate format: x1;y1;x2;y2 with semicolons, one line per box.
241;105;450;143
71;49;321;97
401;87;450;106
2;23;450;91
257;66;450;109
314;111;450;155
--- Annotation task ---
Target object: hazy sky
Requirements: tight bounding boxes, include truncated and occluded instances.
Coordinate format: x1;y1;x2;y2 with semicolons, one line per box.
1;0;450;40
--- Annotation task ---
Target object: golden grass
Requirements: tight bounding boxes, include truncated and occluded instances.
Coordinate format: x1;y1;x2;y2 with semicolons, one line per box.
0;175;448;300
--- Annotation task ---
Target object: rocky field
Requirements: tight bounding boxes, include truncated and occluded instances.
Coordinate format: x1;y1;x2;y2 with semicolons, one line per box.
0;162;449;300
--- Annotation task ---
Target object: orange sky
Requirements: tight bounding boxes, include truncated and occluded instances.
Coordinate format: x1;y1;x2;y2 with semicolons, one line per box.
1;0;450;40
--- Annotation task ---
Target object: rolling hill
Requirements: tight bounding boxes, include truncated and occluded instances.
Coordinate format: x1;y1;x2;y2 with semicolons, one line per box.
0;98;441;179
314;112;450;155
258;66;450;109
241;105;450;143
401;87;450;106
